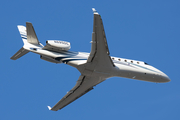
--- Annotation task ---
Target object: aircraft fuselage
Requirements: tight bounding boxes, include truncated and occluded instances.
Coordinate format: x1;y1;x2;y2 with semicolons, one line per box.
29;48;170;83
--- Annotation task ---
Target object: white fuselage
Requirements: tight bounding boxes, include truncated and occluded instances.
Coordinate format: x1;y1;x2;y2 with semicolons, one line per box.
28;47;170;83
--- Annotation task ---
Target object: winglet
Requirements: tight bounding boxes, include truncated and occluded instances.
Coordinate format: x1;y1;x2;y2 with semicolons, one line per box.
92;8;99;15
47;106;52;110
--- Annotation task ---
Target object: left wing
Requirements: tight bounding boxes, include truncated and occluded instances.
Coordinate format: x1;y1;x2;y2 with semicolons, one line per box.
87;8;114;69
49;75;104;111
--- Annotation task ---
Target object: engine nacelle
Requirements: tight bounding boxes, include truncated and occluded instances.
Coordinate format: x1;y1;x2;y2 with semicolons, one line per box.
40;55;61;64
46;40;71;51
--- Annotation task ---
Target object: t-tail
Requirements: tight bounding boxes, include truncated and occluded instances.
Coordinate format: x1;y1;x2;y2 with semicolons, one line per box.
11;22;43;60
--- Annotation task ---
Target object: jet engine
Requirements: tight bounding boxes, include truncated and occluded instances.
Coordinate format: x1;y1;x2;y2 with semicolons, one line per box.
45;40;71;51
40;55;61;63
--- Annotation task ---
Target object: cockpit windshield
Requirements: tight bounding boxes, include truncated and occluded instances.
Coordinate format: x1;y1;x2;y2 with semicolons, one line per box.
144;62;150;65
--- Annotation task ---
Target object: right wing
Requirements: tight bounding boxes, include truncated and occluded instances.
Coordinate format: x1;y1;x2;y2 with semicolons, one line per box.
49;75;104;111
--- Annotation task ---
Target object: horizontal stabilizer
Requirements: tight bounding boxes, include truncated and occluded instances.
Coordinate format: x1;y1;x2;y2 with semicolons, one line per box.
10;47;29;60
26;22;39;45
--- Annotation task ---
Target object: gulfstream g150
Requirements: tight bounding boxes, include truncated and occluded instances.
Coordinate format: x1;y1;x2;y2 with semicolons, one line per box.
11;8;170;111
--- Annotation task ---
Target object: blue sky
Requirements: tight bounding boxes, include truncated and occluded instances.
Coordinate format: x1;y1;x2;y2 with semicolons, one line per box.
1;0;180;119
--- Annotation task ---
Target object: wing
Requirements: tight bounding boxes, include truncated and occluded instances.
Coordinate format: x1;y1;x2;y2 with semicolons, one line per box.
87;8;115;68
49;75;104;111
49;8;113;111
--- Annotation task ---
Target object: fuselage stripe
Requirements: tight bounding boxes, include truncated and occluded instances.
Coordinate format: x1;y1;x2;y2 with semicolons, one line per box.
62;59;87;64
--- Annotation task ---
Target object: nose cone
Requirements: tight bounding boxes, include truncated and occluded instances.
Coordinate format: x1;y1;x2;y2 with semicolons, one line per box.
152;67;171;83
161;74;171;83
157;72;171;83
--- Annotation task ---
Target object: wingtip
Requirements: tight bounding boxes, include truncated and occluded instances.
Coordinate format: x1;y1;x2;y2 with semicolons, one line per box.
92;8;99;15
47;106;52;110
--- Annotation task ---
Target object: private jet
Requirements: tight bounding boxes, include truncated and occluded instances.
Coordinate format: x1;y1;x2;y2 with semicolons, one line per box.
11;8;170;111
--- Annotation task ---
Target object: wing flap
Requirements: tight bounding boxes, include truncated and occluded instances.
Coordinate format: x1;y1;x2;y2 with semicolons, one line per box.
87;32;96;62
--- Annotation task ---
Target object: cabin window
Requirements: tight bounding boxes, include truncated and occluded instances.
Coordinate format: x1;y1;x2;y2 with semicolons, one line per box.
131;61;133;63
118;59;121;61
137;62;139;64
112;58;114;60
124;60;127;62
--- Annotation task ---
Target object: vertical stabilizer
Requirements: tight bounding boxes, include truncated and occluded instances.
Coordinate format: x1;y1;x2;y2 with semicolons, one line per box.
11;22;42;60
10;26;29;60
18;25;27;41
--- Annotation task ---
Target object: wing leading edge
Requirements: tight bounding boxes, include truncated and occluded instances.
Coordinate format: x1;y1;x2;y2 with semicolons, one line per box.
50;75;104;111
49;8;114;111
